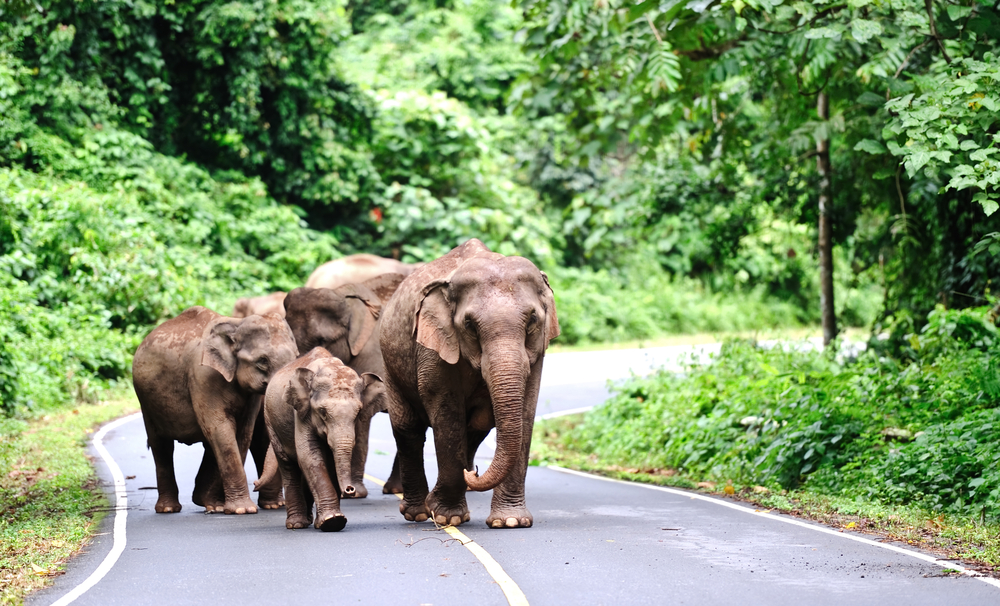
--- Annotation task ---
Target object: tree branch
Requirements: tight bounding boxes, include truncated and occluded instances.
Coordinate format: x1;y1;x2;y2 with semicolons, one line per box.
645;13;663;44
751;4;847;35
925;0;953;63
894;39;931;78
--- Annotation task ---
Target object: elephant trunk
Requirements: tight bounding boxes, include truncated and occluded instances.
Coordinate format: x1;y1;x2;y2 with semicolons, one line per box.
330;429;357;498
253;444;279;492
464;337;528;492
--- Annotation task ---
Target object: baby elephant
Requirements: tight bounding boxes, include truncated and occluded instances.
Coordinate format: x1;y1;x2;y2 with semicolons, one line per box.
132;307;298;515
261;347;385;531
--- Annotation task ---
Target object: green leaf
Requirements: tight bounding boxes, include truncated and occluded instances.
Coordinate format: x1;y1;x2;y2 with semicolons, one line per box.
947;5;974;22
960;140;980;151
804;26;842;39
857;91;885;107
975;193;999;216
854;139;887;154
850;19;882;43
905;151;932;176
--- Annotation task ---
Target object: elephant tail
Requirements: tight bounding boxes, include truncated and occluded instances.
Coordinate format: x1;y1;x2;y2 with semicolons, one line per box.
253;444;280;491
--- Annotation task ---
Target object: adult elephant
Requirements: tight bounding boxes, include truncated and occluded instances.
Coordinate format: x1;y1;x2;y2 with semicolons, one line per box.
233;292;287;319
281;273;405;497
305;254;419;290
379;238;559;528
132;308;298;514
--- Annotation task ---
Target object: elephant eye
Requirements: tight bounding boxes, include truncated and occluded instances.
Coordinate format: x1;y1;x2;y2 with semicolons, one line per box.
527;310;538;327
318;407;328;419
256;357;269;370
465;318;477;334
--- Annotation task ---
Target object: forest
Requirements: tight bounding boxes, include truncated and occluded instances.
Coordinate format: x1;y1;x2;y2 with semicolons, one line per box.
2;0;1000;588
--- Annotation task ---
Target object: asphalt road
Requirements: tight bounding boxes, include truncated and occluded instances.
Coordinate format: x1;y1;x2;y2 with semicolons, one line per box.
31;344;1000;605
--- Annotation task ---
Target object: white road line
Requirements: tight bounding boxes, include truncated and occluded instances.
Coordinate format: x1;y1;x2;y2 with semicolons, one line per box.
49;413;142;606
548;465;1000;591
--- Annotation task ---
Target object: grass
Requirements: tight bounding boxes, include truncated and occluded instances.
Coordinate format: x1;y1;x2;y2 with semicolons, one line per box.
0;390;138;606
531;413;1000;576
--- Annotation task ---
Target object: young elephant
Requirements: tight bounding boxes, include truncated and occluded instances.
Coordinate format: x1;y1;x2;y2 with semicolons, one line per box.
379;238;559;529
282;273;405;497
261;347;385;531
132;307;298;515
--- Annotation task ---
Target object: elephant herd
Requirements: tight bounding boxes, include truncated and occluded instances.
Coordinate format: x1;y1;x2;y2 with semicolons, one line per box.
131;240;560;532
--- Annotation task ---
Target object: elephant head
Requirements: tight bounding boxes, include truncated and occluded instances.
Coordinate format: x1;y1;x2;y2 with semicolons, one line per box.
415;256;560;491
283;274;405;361
288;359;385;497
201;314;298;394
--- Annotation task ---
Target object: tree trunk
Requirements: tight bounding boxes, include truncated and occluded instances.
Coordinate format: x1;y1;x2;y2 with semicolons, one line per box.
816;91;837;347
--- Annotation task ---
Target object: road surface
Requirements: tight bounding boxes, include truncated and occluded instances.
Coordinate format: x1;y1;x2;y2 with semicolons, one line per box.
30;344;1000;605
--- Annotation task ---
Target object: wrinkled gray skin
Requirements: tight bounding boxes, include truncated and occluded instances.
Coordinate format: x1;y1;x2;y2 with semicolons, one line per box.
305;254;420;290
280;273;405;497
379;239;560;528
132;307;298;514
260;348;385;531
233;292;287;319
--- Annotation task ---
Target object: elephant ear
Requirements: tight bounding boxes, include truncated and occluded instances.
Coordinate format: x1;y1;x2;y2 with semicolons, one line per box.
232;298;249;318
289;368;315;417
414;276;459;365
540;272;561;349
202;319;241;382
360;372;387;417
334;283;381;358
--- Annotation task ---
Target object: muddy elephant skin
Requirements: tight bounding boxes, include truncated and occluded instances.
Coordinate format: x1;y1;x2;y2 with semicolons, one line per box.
261;347;385;531
305;254;420;290
282;273;406;497
233;292;287;319
131;307;298;515
379;238;559;529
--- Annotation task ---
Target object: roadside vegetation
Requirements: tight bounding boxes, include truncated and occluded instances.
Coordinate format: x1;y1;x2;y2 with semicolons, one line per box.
533;306;1000;571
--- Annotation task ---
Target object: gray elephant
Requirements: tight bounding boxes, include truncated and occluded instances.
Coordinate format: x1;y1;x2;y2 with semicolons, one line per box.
233;292;287;319
282;273;405;497
379;238;560;528
132;307;298;514
259;347;385;531
305;254;420;290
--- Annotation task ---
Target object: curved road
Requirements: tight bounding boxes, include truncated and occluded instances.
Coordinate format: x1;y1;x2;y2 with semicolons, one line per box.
31;345;1000;605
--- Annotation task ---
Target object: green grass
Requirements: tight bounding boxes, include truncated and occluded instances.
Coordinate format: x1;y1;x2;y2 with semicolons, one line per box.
0;390;137;605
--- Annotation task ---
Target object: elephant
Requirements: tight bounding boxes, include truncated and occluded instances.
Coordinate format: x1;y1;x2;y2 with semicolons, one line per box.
305;254;420;290
233;292;287;319
378;238;560;528
280;272;406;497
131;307;298;514
257;347;385;531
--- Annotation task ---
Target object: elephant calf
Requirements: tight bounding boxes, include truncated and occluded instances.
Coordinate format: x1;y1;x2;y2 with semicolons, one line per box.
259;347;385;531
233;291;287;319
379;238;560;529
132;307;298;515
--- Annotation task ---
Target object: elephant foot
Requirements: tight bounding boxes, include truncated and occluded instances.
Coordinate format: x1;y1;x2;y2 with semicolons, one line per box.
285;513;311;529
154;496;182;514
486;506;533;529
382;464;403;495
258;489;285;509
399;499;430;522
426;492;470;527
316;512;347;532
224;496;259;515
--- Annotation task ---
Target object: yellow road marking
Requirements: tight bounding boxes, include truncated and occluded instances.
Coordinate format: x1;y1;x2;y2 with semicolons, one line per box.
363;474;529;606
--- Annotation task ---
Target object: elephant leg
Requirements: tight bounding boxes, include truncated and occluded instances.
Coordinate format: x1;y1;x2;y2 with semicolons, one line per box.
346;410;374;499
486;365;542;529
425;399;471;527
147;432;181;513
466;429;490;473
295;433;346;532
278;456;310;530
192;447;225;513
250;406;283;509
194;397;257;515
387;389;430;522
382;454;402;495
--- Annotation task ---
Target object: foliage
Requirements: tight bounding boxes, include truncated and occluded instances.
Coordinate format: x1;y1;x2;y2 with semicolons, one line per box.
552;306;1000;517
0;395;137;605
